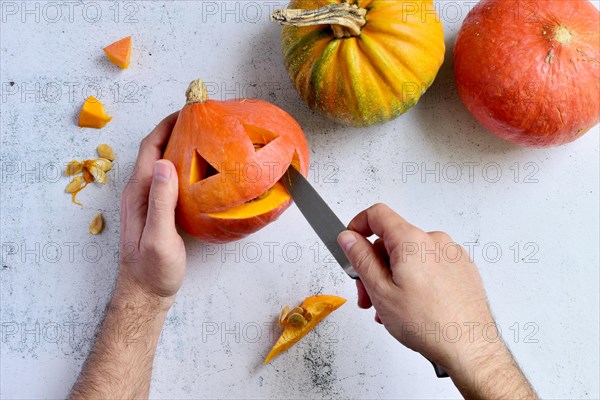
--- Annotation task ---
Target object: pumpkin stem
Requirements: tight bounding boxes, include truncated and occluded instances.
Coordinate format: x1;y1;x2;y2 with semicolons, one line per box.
186;79;209;104
271;3;367;39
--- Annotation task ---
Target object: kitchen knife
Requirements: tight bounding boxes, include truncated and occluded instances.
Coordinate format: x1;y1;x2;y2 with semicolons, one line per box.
281;165;450;379
281;165;359;279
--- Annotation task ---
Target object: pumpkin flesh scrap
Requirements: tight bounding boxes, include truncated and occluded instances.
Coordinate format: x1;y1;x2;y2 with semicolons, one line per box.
78;96;112;129
103;36;132;69
264;295;346;364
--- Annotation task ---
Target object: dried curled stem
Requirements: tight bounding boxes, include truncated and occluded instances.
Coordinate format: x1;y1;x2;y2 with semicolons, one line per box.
271;2;367;39
186;79;209;104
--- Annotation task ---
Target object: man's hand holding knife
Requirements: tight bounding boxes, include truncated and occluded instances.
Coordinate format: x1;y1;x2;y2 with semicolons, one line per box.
337;204;537;399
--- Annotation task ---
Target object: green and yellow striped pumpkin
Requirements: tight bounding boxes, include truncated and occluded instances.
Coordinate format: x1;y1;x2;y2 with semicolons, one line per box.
272;0;445;127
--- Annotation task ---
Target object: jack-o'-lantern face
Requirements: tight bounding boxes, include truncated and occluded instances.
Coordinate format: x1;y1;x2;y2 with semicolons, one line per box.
164;80;310;243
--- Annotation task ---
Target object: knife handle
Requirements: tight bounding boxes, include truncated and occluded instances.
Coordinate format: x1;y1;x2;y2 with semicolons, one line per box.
429;359;449;378
352;276;448;378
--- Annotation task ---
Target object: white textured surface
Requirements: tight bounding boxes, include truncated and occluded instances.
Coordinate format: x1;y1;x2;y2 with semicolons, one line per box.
1;1;599;399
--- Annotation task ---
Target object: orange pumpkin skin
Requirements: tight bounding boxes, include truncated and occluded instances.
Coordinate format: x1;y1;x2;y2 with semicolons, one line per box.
164;81;309;243
176;186;292;243
454;0;600;147
278;0;445;127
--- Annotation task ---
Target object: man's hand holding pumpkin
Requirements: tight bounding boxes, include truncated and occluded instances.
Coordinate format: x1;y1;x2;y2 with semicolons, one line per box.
70;113;186;399
116;112;186;307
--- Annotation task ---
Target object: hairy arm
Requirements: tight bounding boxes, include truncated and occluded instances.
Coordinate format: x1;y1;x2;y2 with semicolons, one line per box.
70;113;186;399
70;277;172;399
450;338;536;399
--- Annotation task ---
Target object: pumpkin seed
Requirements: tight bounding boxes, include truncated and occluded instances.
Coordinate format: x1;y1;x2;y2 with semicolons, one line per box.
66;160;83;176
289;307;304;316
83;167;94;183
65;176;84;193
92;158;113;172
279;305;290;325
286;313;307;328
89;213;104;235
97;144;115;161
88;165;107;184
304;312;313;322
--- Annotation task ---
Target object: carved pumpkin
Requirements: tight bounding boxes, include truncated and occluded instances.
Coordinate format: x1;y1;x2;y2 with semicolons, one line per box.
272;0;445;126
164;80;310;243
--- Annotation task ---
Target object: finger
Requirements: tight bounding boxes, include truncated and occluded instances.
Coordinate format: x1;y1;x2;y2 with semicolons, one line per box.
127;111;179;198
374;312;383;325
338;230;393;293
142;160;179;240
373;238;390;265
348;203;423;257
356;280;372;309
347;203;413;237
428;231;452;244
122;112;179;241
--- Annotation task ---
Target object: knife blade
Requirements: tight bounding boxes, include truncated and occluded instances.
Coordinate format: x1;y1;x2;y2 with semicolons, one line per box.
281;165;359;279
281;165;450;379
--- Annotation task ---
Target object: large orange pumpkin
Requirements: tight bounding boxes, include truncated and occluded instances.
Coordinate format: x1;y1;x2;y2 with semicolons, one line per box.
164;80;310;243
454;0;600;147
272;0;445;127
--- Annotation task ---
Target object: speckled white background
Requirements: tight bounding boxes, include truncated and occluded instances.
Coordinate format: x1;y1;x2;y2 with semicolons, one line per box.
1;1;599;399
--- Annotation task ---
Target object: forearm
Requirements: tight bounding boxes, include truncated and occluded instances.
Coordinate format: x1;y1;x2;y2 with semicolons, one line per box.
70;273;172;399
450;340;537;400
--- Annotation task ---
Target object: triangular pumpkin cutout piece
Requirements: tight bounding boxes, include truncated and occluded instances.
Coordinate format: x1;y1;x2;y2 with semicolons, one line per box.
103;36;132;69
243;124;280;152
264;295;346;364
189;149;219;185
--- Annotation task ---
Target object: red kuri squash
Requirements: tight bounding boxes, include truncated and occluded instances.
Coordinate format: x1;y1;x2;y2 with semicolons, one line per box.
454;0;599;147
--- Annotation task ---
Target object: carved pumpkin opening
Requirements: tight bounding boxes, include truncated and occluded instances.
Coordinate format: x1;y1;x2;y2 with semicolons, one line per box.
207;182;289;219
243;124;280;152
189;149;219;184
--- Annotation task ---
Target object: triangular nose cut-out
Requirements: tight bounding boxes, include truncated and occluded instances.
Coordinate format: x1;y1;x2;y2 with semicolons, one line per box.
243;124;280;151
190;149;219;184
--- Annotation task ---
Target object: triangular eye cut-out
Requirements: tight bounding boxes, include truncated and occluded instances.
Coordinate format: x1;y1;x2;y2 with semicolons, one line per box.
189;149;219;184
243;124;280;152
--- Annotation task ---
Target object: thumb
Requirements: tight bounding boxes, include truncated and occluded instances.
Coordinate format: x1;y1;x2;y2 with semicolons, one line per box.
145;160;179;237
338;231;392;291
